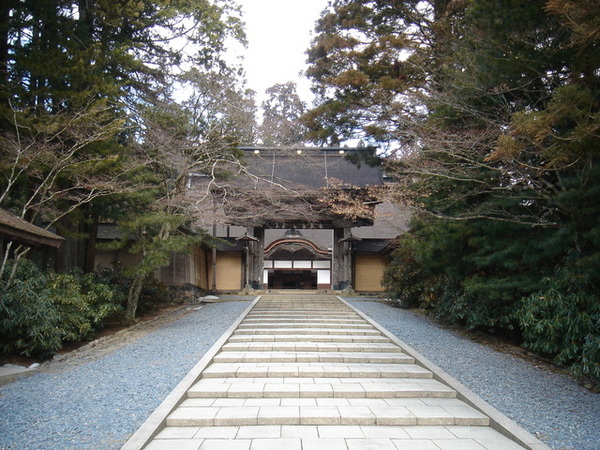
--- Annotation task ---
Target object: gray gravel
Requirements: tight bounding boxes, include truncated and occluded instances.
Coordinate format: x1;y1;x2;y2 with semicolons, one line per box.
0;301;249;450
348;300;600;450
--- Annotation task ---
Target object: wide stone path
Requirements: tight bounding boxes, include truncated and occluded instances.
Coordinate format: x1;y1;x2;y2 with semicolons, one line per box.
126;294;543;450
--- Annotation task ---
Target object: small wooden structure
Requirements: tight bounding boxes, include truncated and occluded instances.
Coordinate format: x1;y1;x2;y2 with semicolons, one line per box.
0;208;64;250
0;208;64;267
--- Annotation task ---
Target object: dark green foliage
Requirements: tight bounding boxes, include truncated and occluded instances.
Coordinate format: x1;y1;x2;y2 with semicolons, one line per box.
343;146;383;168
0;261;61;358
386;217;561;332
384;198;600;381
382;239;424;308
259;82;307;146
518;269;600;384
0;260;121;358
304;0;441;145
459;221;563;330
459;0;570;114
93;267;174;316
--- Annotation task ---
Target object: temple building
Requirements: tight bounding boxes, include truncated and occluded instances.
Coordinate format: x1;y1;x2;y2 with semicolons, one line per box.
96;147;409;293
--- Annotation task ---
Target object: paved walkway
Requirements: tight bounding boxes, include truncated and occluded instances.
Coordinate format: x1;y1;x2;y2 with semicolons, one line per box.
123;294;549;450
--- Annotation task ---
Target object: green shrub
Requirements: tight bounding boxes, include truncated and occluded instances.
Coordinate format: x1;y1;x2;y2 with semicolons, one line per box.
383;241;426;307
0;261;62;358
387;217;560;334
0;260;121;358
47;272;121;342
517;270;600;384
138;274;175;313
93;266;174;316
431;287;520;333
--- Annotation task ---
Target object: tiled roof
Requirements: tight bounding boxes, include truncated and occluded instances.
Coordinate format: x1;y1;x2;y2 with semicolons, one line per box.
190;147;385;229
239;147;383;189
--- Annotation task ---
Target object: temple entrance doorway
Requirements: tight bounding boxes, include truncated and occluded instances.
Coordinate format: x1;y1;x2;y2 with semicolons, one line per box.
267;269;318;290
263;229;332;290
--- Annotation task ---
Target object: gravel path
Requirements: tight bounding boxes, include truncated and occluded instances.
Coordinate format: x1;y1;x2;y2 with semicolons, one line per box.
348;300;600;450
0;301;250;450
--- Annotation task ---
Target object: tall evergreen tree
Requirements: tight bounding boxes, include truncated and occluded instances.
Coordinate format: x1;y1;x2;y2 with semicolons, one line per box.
304;0;455;150
259;82;307;146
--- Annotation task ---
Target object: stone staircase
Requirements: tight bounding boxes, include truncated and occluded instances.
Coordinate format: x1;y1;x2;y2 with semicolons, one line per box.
133;294;537;449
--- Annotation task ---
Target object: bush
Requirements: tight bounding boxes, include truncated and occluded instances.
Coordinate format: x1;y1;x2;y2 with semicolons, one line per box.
383;241;426;307
48;272;121;342
0;261;62;358
383;240;446;308
0;260;121;358
92;266;174;316
517;270;600;384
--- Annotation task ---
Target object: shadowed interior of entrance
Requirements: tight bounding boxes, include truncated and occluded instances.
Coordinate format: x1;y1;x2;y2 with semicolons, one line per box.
268;269;318;289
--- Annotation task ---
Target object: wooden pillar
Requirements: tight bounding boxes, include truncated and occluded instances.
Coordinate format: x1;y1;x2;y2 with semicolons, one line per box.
211;223;217;292
250;227;264;289
332;227;350;290
346;236;354;292
342;228;352;290
84;215;98;273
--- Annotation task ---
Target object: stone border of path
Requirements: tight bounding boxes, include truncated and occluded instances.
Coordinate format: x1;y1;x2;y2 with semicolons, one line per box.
122;294;550;450
338;297;551;450
122;296;261;450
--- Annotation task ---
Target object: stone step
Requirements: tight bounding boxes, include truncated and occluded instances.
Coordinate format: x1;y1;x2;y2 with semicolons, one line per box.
166;397;489;427
250;308;352;317
255;304;345;307
257;299;342;302
252;310;351;313
250;305;351;308
249;309;350;312
200;363;432;379
247;308;357;312
245;314;358;320
242;318;366;324
131;295;535;450
227;334;391;344
251;310;349;313
238;322;372;329
188;378;456;399
251;305;351;308
212;351;415;364
150;425;526;450
244;320;359;324
233;328;381;336
222;342;404;353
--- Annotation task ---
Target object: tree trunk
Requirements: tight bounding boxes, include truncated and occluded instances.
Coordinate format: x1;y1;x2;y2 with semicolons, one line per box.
1;244;30;289
125;274;144;322
85;215;98;273
0;0;15;96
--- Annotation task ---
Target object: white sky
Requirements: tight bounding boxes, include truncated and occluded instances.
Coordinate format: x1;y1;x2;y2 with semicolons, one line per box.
234;0;330;106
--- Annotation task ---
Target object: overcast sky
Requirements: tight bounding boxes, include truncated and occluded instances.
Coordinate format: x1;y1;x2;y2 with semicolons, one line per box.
234;0;329;106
